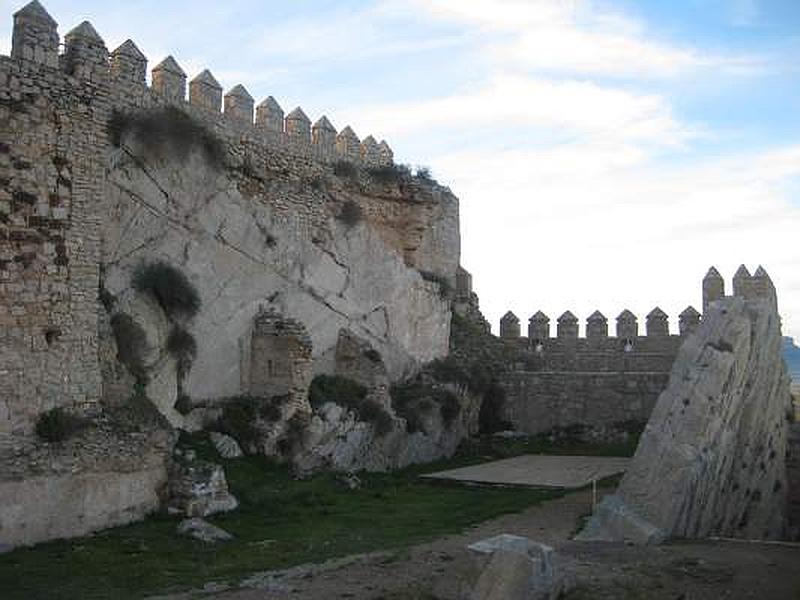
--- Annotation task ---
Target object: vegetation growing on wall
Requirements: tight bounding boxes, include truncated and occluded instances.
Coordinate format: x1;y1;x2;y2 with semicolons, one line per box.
390;382;461;433
336;200;363;227
110;313;148;383
132;261;201;321
107;107;225;168
34;408;89;443
214;395;287;453
309;375;394;436
366;163;411;184
166;326;197;382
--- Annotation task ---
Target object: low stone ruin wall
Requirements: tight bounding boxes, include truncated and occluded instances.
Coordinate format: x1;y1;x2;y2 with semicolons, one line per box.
0;466;168;548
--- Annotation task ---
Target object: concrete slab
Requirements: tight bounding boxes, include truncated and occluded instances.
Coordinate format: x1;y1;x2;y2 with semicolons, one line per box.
422;455;631;489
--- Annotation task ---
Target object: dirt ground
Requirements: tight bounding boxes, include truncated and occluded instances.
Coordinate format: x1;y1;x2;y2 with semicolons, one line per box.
151;487;800;600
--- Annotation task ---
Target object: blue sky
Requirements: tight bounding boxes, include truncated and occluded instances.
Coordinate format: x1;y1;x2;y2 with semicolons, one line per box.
2;0;799;337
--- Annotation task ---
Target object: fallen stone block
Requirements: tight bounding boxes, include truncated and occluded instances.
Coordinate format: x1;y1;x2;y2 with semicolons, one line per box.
209;432;243;459
468;534;570;600
177;517;233;543
168;460;238;517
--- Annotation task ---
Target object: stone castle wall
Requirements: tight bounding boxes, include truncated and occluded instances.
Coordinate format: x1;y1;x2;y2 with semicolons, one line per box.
0;2;458;437
496;267;775;435
0;51;107;436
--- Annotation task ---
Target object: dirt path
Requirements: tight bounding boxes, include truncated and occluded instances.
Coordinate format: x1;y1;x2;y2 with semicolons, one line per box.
156;488;800;600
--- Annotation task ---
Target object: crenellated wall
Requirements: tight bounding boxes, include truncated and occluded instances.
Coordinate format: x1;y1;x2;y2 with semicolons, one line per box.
0;1;457;439
498;266;779;435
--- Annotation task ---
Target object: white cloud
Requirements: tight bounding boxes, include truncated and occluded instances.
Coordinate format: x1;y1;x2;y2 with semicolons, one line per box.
340;74;695;148
442;141;800;339
404;0;762;78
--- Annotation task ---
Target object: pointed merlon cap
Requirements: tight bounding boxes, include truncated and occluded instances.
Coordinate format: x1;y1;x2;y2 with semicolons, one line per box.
587;310;607;321
192;69;222;89
65;20;103;42
647;307;667;319
501;311;519;322
313;116;336;132
734;264;751;278
617;309;637;321
14;0;57;26
258;96;283;111
226;84;253;100
362;135;379;147
287;107;310;123
529;311;549;322
704;266;723;280
379;140;392;152
679;306;700;318
338;125;359;141
753;265;771;279
558;310;578;322
112;39;146;60
153;56;186;76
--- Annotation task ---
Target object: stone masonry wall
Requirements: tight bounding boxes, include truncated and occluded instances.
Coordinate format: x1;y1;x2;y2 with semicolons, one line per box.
0;2;458;438
500;335;682;434
0;53;106;436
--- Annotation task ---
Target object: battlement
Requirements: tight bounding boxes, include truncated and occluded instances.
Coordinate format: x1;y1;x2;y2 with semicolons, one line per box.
5;1;395;168
501;264;778;346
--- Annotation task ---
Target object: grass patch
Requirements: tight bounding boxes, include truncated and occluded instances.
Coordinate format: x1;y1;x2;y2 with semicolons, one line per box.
0;442;564;600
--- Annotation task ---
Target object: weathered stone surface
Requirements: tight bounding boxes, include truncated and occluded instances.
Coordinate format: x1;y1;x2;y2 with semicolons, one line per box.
0;422;173;548
468;535;569;600
177;517;233;543
579;296;792;543
168;460;238;517
209;432;243;459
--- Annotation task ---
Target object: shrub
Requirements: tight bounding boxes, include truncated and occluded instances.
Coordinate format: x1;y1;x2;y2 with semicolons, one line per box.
35;407;88;443
282;412;311;453
333;160;358;179
132;261;201;320
363;348;382;363
175;394;193;416
98;286;116;312
478;382;511;434
390;382;461;432
358;400;394;436
216;395;264;452
366;163;411;184
107;107;225;168
166;325;197;379
110;313;148;382
336;200;363;228
309;375;367;411
415;166;433;182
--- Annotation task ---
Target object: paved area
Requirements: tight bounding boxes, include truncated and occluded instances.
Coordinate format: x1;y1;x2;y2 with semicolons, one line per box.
421;454;631;488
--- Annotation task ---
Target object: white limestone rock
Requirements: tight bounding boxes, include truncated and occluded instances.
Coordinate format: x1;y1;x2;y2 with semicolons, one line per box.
177;517;233;543
468;535;569;600
209;432;243;459
168;460;238;517
578;296;792;543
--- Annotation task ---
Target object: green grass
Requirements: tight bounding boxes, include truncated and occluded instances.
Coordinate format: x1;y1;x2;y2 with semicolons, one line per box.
0;434;573;600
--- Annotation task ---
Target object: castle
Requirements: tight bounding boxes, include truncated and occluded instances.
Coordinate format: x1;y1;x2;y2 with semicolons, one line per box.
0;0;460;441
492;265;778;435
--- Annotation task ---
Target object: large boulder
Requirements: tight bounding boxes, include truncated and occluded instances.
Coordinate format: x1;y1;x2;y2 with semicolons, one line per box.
579;296;792;543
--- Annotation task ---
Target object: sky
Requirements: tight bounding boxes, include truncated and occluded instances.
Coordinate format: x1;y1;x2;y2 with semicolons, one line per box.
2;0;799;338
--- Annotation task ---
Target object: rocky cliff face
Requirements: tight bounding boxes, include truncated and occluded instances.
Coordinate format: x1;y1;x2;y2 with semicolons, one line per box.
579;296;793;543
100;115;458;412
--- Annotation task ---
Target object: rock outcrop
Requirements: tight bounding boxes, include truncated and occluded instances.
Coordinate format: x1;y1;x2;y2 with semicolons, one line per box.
579;295;792;543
